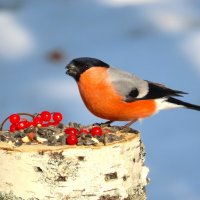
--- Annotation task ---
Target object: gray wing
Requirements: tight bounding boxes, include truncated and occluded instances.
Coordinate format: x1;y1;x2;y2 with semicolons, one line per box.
108;67;187;102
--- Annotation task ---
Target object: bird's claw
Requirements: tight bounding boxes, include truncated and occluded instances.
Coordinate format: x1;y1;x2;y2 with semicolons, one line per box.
92;120;114;127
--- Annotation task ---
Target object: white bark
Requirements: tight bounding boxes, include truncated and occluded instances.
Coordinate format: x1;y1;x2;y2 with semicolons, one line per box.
0;133;149;200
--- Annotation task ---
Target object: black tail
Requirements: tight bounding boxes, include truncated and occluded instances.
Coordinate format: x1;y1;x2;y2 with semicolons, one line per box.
167;97;200;111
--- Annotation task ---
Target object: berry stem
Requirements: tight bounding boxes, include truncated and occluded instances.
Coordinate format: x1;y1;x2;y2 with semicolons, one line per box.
0;113;35;131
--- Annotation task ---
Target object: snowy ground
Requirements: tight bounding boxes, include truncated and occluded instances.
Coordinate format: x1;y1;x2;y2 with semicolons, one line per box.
0;0;200;199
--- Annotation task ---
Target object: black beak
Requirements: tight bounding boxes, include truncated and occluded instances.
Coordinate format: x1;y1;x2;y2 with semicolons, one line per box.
66;65;75;75
65;64;80;80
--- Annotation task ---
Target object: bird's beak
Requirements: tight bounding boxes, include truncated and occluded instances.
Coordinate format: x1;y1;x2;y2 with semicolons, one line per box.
66;64;78;77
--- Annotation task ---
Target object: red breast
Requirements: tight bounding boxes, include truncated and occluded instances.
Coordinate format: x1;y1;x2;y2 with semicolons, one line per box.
78;67;157;121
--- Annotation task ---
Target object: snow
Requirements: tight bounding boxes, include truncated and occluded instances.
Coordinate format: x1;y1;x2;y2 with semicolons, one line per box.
0;0;200;199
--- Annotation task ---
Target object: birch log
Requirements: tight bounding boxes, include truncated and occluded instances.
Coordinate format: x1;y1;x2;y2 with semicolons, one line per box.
0;133;149;200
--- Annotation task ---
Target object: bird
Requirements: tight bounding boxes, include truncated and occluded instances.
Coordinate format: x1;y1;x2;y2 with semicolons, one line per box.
66;57;200;127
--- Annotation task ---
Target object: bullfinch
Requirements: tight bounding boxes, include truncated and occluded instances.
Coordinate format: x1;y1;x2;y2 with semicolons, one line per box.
66;57;200;126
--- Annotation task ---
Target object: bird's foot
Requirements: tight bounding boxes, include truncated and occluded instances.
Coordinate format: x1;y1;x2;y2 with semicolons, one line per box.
121;119;139;133
92;120;114;127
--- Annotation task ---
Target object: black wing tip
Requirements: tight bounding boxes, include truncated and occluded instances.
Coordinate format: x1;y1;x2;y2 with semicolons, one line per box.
144;81;189;99
173;90;188;97
168;97;200;111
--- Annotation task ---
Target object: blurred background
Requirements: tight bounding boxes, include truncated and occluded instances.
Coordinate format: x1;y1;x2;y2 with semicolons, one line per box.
0;0;200;199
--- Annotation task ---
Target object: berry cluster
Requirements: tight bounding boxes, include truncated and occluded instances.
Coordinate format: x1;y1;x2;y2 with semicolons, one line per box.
0;111;63;132
64;126;103;145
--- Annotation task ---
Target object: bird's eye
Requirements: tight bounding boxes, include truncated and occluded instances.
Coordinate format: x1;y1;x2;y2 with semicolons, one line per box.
129;88;139;98
124;88;139;102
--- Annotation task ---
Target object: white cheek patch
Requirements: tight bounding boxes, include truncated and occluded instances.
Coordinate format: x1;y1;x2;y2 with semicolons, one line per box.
136;82;149;98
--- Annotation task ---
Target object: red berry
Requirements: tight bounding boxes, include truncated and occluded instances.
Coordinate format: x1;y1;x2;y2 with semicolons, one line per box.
41;123;49;127
52;112;63;122
64;127;77;135
33;116;43;126
24;120;31;128
52;121;59;126
41;111;51;121
17;121;27;130
9;124;17;132
79;128;90;134
43;121;59;127
9;114;20;124
66;134;78;145
91;126;103;136
28;122;34;127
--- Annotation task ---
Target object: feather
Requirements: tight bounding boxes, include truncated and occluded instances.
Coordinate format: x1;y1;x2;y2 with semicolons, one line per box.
108;67;187;102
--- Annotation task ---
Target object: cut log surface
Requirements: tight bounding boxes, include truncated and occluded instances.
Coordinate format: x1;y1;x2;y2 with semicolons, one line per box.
0;132;149;200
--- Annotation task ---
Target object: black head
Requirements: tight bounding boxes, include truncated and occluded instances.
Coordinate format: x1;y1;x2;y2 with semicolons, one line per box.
66;57;109;81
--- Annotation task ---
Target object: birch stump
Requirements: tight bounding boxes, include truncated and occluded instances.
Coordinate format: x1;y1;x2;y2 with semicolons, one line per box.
0;132;149;200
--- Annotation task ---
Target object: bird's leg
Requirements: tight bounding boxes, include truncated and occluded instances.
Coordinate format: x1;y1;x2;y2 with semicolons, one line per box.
124;119;138;127
121;119;139;133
